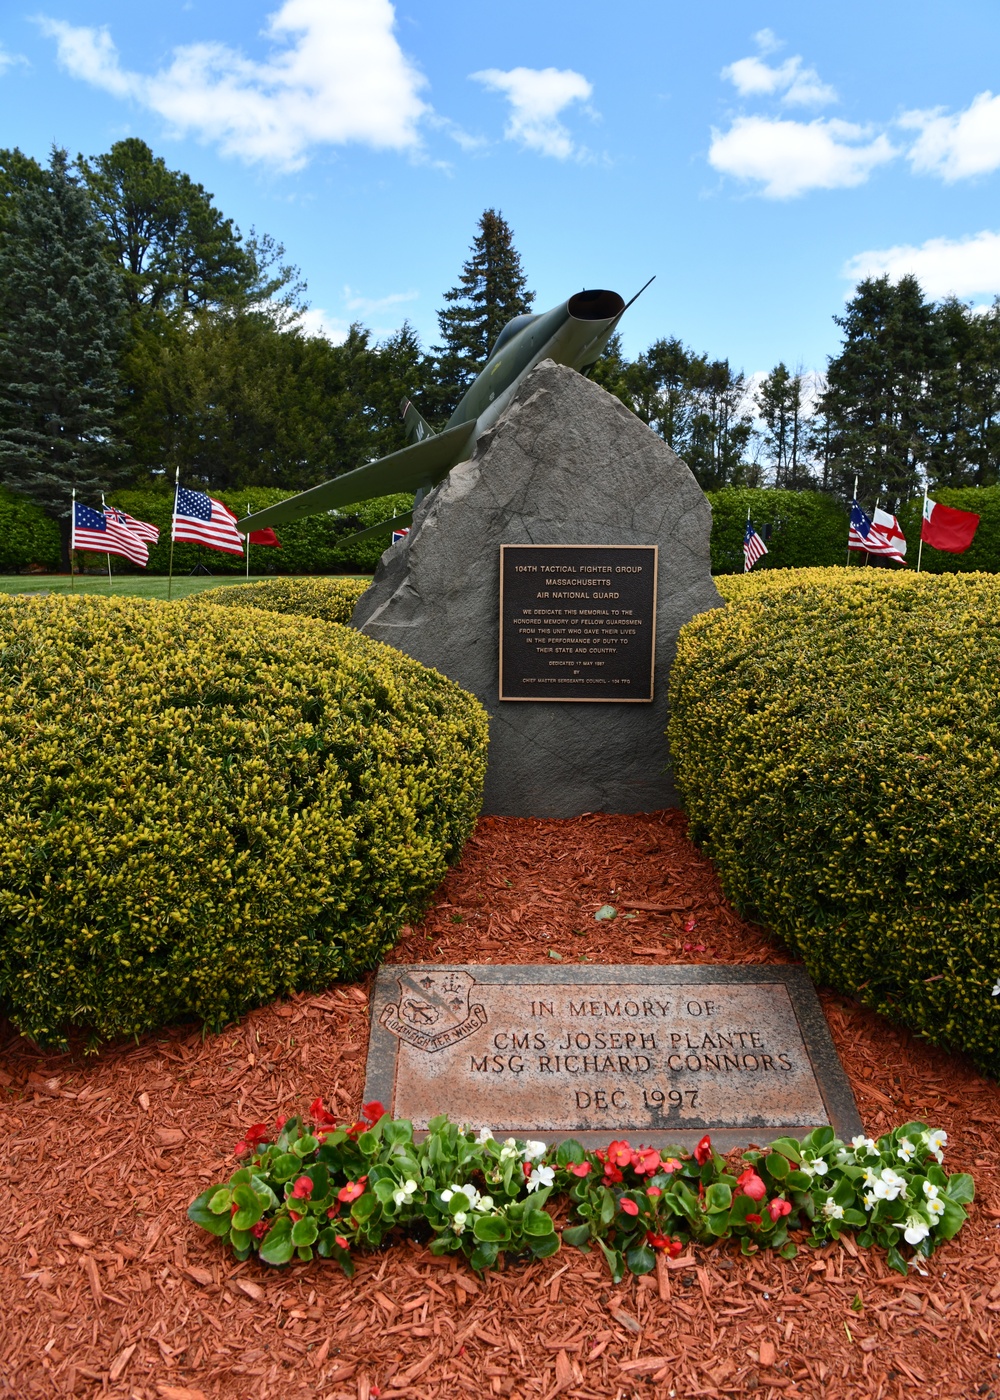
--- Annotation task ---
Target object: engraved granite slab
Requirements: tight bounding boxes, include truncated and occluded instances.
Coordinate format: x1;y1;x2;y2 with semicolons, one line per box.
362;964;862;1150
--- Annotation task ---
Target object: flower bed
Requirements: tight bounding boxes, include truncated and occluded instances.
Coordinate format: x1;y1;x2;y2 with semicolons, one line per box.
190;1103;973;1282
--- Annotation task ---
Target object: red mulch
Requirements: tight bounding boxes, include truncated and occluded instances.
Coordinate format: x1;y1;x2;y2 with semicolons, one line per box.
1;809;998;1400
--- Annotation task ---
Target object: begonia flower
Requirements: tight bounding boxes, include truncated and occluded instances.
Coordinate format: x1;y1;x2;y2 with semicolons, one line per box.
335;1235;349;1249
522;1140;547;1162
646;1231;672;1250
309;1097;337;1126
851;1135;877;1158
922;1181;940;1200
901;1215;930;1245
452;1211;468;1233
896;1137;916;1163
694;1135;713;1165
362;1101;386;1124
392;1179;418;1208
606;1140;632;1168
767;1198;792;1222
250;1220;271;1239
822;1200;844;1221
526;1165;555;1194
291;1176;314;1200
602;1164;624;1185
338;1178;367;1204
568;1162;592;1177
619;1198;639;1217
661;1158;682;1174
736;1169;767;1202
925;1196;945;1221
630;1146;662;1176
647;1186;662;1198
925;1129;947;1163
476;1127;495;1144
274;1115;287;1132
746;1213;762;1227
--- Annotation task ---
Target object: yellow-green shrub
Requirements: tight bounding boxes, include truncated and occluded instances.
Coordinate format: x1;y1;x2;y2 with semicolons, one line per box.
0;595;487;1046
669;567;1000;1078
198;576;370;626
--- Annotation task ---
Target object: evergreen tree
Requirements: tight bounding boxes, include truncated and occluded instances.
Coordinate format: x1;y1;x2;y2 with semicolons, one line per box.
758;362;811;488
430;209;534;419
823;275;935;500
921;297;1000;488
0;149;128;566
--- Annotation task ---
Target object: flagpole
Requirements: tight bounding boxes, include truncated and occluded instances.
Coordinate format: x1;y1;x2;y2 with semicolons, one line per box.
101;494;112;592
246;502;251;579
917;485;927;573
70;488;76;593
167;467;179;601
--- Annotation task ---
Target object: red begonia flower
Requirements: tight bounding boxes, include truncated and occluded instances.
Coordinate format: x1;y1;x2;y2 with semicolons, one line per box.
606;1140;632;1168
746;1213;762;1226
646;1231;672;1250
246;1123;270;1146
737;1168;767;1202
694;1135;713;1165
289;1210;302;1223
335;1235;349;1249
568;1162;592;1177
630;1146;662;1176
667;1238;684;1258
309;1097;338;1127
291;1175;314;1200
233;1141;250;1158
619;1198;639;1217
362;1101;386;1124
326;1204;341;1219
250;1220;271;1240
338;1177;367;1204
767;1197;792;1221
647;1185;662;1198
661;1157;682;1174
274;1115;288;1133
602;1164;623;1185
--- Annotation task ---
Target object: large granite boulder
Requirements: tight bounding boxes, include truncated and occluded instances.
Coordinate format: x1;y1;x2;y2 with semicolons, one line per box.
352;359;722;816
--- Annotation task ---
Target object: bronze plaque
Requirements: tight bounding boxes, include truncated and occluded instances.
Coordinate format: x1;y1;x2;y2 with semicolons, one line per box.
363;964;862;1151
499;544;657;702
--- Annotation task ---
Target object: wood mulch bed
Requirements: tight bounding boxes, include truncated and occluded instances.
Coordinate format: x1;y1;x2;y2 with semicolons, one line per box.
1;810;998;1400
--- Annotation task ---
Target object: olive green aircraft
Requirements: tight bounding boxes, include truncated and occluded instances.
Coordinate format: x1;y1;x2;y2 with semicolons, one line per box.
237;281;652;544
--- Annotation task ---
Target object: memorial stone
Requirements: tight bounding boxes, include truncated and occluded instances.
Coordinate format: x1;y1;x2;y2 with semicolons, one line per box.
363;964;863;1151
352;360;722;817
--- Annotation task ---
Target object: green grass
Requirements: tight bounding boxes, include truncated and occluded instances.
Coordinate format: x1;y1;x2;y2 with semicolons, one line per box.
0;574;370;600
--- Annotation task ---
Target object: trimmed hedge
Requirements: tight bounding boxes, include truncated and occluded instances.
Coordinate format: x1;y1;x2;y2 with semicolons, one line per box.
670;566;1000;1079
706;488;848;575
0;485;60;571
0;594;488;1046
198;577;370;625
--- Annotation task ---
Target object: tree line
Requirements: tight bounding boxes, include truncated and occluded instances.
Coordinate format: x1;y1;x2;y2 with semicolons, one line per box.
2;142;999;565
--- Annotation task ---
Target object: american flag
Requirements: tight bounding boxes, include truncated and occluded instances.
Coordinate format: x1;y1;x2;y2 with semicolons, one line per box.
115;508;159;544
392;529;410;545
72;502;149;567
172;486;244;556
743;520;768;572
849;500;901;558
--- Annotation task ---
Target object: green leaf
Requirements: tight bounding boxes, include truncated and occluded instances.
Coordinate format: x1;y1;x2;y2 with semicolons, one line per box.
529;1234;561;1260
562;1224;592;1249
473;1214;512;1243
188;1188;233;1237
384;1120;413;1147
291;1217;319;1247
885;1244;908;1277
935;1198;967;1241
779;1242;798;1260
556;1140;586;1167
271;1153;300;1182
207;1188;232;1215
351;1193;378;1224
705;1183;732;1212
231;1185;265;1231
229;1227;252;1252
259;1217;294;1266
945;1173;975;1205
291;1134;318;1158
597;1238;625;1284
625;1244;656;1276
470;1241;500;1271
523;1209;555;1237
594;904;617;921
599;1187;616;1226
763;1152;789;1180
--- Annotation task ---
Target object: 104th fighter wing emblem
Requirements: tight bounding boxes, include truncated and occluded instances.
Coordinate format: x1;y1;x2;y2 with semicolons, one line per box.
378;970;487;1053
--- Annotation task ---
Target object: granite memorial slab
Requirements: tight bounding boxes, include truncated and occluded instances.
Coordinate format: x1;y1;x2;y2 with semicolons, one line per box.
363;964;862;1150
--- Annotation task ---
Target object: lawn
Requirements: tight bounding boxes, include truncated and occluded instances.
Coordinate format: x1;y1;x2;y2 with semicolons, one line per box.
0;573;370;600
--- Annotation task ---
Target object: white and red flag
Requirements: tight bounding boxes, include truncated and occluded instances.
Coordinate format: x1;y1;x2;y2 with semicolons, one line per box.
870;507;907;563
921;496;980;553
172;486;244;556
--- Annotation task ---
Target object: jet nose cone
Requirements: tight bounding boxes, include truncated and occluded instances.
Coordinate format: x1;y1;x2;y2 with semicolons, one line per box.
567;289;625;321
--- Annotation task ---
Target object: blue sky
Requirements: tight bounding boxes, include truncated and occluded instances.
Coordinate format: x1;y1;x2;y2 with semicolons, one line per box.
4;0;1000;382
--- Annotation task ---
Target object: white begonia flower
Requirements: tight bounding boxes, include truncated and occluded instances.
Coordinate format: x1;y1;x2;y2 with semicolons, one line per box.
874;1168;907;1202
452;1211;467;1233
901;1215;930;1245
863;1190;877;1211
809;1158;828;1176
896;1138;916;1163
922;1181;940;1200
523;1140;547;1162
925;1129;947;1163
440;1185;462;1204
526;1164;555;1193
499;1139;520;1163
822;1200;845;1221
852;1135;878;1157
992;979;1000;997
458;1183;481;1210
476;1195;494;1213
835;1149;851;1167
476;1127;495;1145
861;1166;878;1186
925;1196;946;1221
392;1179;418;1207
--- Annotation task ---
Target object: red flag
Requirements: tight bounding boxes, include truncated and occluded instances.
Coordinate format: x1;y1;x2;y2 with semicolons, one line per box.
921;497;980;553
248;528;281;547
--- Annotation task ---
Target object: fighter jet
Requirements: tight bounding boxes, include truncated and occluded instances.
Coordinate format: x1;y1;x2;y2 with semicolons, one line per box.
237;281;652;542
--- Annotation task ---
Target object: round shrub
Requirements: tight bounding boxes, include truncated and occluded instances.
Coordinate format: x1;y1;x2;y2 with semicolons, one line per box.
669;567;1000;1078
0;595;488;1046
199;576;370;626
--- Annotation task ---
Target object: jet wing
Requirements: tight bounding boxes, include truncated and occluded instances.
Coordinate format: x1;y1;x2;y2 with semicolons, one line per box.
237;420;477;533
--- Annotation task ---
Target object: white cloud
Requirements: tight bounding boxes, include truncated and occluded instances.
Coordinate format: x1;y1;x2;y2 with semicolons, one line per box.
0;44;28;75
37;0;428;170
902;92;1000;181
843;230;1000;300
343;285;418;316
709;115;896;198
471;66;592;159
297;306;349;343
722;32;836;108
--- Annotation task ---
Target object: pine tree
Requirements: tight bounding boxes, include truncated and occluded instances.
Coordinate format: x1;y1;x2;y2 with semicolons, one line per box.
758;362;811;488
0;149;128;566
430;209;534;419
